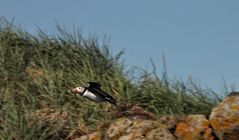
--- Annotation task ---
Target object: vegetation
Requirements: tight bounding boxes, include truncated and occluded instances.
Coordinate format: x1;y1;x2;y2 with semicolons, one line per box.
0;18;221;139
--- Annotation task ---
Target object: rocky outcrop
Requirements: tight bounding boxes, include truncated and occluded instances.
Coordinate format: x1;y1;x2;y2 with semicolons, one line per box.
31;92;239;140
73;132;100;140
175;114;214;140
76;118;176;140
75;92;239;140
159;115;187;131
104;118;176;140
209;92;239;140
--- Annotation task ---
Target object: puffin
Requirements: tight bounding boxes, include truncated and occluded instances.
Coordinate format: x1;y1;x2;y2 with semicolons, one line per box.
71;82;117;105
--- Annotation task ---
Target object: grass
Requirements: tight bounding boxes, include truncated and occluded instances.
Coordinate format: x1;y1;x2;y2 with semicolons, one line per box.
0;18;221;139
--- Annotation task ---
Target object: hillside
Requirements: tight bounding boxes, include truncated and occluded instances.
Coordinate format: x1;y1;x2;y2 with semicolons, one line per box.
0;19;221;139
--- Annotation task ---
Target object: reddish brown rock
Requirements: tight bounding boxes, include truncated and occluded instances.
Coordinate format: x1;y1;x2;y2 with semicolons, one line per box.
73;132;100;140
103;118;176;140
209;94;239;140
175;114;214;140
159;115;187;130
75;117;176;140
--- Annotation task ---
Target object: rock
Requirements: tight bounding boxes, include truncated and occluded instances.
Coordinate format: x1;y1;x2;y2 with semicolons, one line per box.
102;117;176;140
209;94;239;140
175;114;214;140
114;104;157;120
159;115;187;131
73;132;100;140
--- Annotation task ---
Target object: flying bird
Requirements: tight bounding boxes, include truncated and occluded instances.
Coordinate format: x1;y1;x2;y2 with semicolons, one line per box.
71;82;117;105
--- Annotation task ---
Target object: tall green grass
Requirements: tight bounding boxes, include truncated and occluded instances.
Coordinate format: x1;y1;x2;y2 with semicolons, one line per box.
0;18;221;139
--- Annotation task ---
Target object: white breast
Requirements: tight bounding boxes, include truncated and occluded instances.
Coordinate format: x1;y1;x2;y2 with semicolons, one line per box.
82;90;105;102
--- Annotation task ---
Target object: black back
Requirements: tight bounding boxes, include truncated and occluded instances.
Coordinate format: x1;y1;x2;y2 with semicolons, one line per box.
87;82;117;105
88;82;101;89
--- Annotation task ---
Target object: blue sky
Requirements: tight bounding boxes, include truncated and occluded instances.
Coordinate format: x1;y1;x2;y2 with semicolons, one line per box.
1;0;239;93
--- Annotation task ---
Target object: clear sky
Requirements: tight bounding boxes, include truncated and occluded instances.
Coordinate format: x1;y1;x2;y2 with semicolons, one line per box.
1;0;239;93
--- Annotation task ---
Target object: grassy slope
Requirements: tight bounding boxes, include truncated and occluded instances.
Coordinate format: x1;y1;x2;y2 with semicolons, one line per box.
0;19;221;139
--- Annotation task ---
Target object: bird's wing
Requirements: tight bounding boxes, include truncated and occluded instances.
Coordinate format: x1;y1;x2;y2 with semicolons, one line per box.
87;82;101;89
88;87;117;105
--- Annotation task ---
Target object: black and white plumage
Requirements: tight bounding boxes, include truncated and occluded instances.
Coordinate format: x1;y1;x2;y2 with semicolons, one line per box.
71;82;117;105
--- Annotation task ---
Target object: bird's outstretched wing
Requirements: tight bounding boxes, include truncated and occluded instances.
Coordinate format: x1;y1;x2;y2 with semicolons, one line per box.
87;86;117;105
88;82;101;89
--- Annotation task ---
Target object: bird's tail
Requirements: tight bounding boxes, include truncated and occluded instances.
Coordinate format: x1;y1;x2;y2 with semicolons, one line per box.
108;99;117;106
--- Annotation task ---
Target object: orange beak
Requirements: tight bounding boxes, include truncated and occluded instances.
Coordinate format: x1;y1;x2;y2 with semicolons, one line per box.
71;88;78;98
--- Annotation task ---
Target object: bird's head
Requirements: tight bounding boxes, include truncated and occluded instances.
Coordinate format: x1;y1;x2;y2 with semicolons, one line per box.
71;87;85;96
